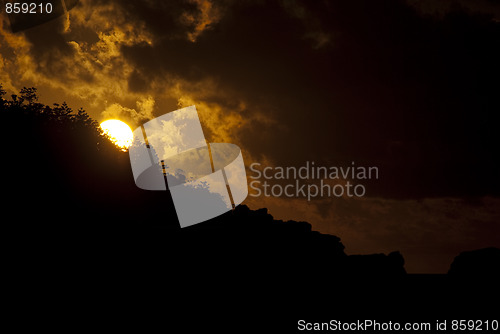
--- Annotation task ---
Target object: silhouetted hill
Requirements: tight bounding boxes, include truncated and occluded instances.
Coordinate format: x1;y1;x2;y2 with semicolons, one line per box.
448;247;500;277
1;85;405;277
346;251;406;276
2;86;498;329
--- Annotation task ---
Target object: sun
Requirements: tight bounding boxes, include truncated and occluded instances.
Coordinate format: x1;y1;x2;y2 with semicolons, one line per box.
100;119;133;150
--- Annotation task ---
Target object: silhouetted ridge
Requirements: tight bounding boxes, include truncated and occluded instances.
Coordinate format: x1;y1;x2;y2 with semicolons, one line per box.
346;251;406;276
448;247;500;277
4;85;499;329
1;85;407;279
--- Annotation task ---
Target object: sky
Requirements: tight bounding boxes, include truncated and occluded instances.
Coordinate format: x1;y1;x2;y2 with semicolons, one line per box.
1;0;499;273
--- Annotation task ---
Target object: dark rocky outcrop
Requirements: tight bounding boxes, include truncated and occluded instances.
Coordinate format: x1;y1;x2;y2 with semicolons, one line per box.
448;247;500;276
2;86;497;331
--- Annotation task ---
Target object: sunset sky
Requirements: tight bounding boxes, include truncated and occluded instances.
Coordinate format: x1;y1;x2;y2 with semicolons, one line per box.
1;0;499;273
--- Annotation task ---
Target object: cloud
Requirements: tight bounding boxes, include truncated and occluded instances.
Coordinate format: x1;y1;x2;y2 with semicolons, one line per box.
0;16;35;92
2;0;499;197
101;95;155;125
1;0;157;117
280;0;334;48
181;0;222;42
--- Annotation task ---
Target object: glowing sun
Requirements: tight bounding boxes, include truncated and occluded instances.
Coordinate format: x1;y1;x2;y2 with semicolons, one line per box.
100;119;133;150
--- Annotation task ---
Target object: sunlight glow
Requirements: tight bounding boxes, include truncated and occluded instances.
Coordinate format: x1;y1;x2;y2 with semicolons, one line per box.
100;119;133;150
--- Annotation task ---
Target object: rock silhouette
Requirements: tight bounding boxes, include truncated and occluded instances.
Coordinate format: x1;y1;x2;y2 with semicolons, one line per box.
2;86;498;329
448;247;500;277
0;86;405;279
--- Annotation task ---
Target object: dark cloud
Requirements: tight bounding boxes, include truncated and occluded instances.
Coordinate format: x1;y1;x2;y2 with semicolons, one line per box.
113;0;500;198
4;2;500;196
